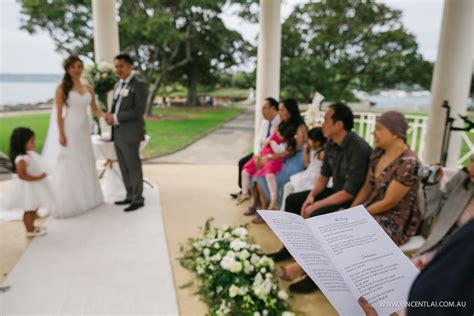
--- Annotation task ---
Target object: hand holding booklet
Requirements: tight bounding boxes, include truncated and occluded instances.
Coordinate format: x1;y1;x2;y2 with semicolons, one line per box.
258;205;419;316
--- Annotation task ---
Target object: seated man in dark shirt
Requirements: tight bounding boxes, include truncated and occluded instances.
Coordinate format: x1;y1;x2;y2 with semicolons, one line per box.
270;102;373;293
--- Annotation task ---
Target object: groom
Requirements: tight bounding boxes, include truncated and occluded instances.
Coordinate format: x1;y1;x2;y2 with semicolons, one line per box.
105;53;148;212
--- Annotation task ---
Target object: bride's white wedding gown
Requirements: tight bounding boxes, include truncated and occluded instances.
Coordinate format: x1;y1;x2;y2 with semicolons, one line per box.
43;90;104;218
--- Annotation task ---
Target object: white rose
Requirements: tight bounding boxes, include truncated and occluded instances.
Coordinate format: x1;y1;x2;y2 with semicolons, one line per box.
229;261;243;273
257;256;275;270
243;260;253;274
214;243;220;249
119;88;129;97
282;312;295;316
233;227;248;238
239;249;250;261
278;290;289;300
211;253;222;262
253;312;261;316
223;225;230;230
250;244;261;251
263;310;269;316
229;285;240;298
260;267;267;274
220;257;233;270
253;285;266;299
98;61;111;71
230;240;248;251
223;232;231;240
196;266;204;275
238;286;248;295
250;254;260;265
203;248;210;257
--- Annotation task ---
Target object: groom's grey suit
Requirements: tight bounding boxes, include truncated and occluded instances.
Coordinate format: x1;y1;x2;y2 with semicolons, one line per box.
111;75;148;204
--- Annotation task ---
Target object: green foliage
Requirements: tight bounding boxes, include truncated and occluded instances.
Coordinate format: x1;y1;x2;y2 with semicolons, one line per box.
18;0;94;59
280;0;433;101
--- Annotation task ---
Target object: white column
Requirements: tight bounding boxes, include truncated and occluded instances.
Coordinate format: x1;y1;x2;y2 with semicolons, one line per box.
92;0;120;64
423;0;473;167
255;0;281;144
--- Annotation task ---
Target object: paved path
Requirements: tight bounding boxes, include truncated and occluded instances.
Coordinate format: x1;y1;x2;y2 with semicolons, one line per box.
149;107;254;165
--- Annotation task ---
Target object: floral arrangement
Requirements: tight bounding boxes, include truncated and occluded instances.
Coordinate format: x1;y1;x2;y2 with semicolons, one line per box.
179;219;294;316
83;61;118;134
83;61;118;99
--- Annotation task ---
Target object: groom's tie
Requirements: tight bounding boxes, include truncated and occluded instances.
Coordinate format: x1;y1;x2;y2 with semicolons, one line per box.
111;81;126;114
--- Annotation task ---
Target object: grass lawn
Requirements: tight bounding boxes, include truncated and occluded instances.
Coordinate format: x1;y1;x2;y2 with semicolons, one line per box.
0;107;244;159
144;107;244;157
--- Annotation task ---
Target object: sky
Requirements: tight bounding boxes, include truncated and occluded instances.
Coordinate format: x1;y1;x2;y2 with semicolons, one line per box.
0;0;444;74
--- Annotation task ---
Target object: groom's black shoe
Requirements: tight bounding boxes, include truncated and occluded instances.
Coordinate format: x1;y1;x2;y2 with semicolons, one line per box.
115;199;132;205
124;201;144;212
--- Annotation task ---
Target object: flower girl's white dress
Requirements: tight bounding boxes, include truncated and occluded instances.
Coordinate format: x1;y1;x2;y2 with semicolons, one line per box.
2;151;55;211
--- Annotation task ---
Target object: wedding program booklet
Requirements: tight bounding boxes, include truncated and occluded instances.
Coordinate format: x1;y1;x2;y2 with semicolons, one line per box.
258;205;419;316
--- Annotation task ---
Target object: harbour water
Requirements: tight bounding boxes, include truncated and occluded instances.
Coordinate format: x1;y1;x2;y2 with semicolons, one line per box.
0;76;472;113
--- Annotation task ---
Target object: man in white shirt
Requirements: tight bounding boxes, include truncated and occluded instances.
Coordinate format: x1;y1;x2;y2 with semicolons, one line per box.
230;97;281;199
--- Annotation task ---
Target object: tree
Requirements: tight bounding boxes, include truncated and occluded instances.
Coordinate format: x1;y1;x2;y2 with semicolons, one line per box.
163;2;249;106
18;0;94;59
17;0;250;113
280;0;433;101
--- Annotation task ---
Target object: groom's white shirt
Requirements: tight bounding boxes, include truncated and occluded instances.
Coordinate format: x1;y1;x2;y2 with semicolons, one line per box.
113;72;134;125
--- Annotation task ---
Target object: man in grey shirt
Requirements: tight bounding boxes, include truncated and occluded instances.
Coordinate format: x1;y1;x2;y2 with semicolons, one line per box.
270;102;372;293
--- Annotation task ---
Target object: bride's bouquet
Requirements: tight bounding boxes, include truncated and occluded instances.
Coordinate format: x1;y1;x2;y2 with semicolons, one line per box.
83;62;118;134
179;219;295;316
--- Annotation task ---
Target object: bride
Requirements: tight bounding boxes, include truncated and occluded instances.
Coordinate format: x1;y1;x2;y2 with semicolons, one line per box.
42;56;105;218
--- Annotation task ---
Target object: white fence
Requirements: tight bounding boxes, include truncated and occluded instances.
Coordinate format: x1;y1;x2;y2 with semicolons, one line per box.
303;110;473;167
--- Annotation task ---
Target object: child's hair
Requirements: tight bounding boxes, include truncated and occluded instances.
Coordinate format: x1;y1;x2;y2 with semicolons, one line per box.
9;127;35;172
278;121;297;152
308;127;327;147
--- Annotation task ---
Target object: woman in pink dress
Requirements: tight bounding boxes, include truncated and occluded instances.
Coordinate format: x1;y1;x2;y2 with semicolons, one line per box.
239;122;296;209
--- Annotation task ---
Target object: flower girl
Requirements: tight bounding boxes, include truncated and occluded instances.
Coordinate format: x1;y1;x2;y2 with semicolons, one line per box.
2;127;54;237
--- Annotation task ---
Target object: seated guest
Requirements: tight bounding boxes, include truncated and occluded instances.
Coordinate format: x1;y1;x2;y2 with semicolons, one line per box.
280;127;327;211
239;122;297;209
271;102;372;293
413;153;474;268
352;111;421;245
231;97;280;199
277;111;421;286
359;219;474;316
251;98;308;223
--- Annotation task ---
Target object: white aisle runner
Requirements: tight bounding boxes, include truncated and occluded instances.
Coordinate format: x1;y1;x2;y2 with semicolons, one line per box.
0;185;179;315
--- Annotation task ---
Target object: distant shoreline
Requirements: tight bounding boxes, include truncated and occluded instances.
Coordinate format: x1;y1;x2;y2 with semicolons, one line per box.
0;101;53;114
